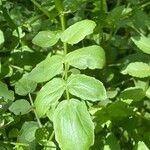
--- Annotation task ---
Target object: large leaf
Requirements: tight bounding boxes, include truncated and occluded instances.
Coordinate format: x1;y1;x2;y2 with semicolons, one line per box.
35;78;65;117
121;62;150;78
61;19;96;44
0;81;14;101
67;74;107;101
9;99;31;115
131;35;150;54
15;74;37;96
28;54;63;83
53;99;94;150
65;45;105;69
32;30;61;48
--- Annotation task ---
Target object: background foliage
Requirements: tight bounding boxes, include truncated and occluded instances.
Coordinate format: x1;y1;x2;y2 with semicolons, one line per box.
0;0;150;149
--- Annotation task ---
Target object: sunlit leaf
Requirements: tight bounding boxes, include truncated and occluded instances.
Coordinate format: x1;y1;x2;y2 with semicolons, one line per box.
53;99;94;150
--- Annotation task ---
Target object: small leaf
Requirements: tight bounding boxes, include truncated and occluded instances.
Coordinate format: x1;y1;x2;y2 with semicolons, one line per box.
67;74;107;101
131;35;150;54
35;78;65;117
0;30;4;45
0;81;14;101
61;19;96;44
53;99;94;150
65;45;105;69
9;99;31;115
32;30;61;48
28;54;63;83
121;62;150;78
15;74;37;96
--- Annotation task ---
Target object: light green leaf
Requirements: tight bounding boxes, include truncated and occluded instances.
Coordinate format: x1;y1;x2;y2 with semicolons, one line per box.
0;30;4;45
18;121;38;143
32;30;61;48
119;87;145;101
35;78;65;117
28;54;63;83
121;62;150;78
65;45;105;69
134;141;149;150
15;74;37;96
146;86;150;99
67;74;107;101
9;99;31;115
0;81;14;101
53;99;94;150
61;19;96;44
131;35;150;54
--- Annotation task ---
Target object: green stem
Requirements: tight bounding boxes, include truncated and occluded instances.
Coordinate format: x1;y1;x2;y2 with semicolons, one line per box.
54;0;70;101
28;93;42;128
49;131;55;141
0;141;29;147
31;0;50;18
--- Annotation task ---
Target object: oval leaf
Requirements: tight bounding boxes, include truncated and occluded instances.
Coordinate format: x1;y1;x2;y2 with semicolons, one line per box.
35;78;65;117
28;54;63;83
67;74;107;101
61;19;96;44
32;30;60;48
65;45;105;69
9;99;31;115
119;87;145;101
121;62;150;78
53;99;94;150
15;74;37;96
131;35;150;54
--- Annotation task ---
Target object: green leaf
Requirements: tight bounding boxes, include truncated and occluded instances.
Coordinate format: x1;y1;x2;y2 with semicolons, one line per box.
65;45;105;69
28;54;63;83
67;74;107;101
35;78;65;117
61;19;96;44
32;30;61;48
9;99;31;115
133;141;149;150
18;121;38;143
121;62;150;78
131;35;150;54
104;133;121;150
53;99;94;150
146;86;150;99
119;87;145;101
0;81;14;101
15;74;37;96
0;30;4;45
